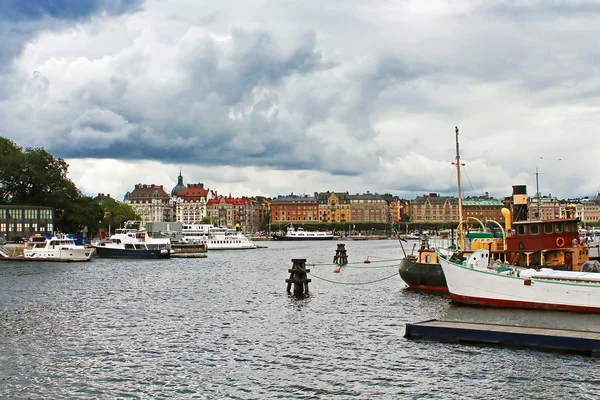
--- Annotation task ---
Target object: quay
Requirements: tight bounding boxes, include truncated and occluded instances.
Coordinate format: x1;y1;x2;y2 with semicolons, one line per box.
404;319;600;356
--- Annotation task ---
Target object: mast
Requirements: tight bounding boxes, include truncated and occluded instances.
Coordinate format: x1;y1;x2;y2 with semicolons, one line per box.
535;167;541;219
452;126;465;250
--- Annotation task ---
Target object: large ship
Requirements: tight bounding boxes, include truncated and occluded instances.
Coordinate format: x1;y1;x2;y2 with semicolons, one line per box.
272;225;334;241
179;224;257;250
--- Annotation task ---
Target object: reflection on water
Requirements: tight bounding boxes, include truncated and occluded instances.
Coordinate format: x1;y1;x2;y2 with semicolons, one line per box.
1;240;599;399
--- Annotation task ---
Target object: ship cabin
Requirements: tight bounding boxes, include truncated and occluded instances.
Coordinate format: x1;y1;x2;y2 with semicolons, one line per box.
502;218;589;270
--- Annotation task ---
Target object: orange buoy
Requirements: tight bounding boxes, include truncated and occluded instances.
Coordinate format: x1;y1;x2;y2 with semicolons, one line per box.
333;269;340;273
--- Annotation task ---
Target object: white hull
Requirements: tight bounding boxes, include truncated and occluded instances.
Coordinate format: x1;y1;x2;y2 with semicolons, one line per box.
438;249;600;312
24;247;93;261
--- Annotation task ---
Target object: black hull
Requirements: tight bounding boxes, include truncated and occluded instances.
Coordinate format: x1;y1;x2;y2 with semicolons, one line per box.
94;247;171;259
272;235;334;241
398;258;447;292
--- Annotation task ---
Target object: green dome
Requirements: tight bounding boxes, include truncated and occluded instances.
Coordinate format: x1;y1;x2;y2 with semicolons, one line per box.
171;170;186;197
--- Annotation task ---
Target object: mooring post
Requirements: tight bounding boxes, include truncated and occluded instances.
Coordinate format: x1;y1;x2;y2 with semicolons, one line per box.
286;258;311;294
333;243;348;266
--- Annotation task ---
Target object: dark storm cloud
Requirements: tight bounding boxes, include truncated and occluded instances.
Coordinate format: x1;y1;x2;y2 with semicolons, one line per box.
0;0;143;21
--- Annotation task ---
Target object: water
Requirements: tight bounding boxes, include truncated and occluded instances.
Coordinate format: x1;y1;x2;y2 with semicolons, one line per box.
1;240;600;399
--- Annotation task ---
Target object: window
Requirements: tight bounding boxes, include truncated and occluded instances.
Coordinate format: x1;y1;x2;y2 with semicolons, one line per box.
555;223;563;233
530;224;539;235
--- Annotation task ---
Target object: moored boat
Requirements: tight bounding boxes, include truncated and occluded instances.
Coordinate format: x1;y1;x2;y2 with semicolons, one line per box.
23;234;94;261
178;224;257;250
437;247;600;313
272;225;334;241
94;228;171;259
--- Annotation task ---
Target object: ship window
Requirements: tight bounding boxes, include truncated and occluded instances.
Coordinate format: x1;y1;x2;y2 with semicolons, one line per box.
530;225;539;235
544;223;553;234
555;223;563;233
517;225;526;235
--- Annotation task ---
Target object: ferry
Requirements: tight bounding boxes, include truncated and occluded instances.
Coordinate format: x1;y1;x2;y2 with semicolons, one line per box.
272;225;334;241
179;224;257;250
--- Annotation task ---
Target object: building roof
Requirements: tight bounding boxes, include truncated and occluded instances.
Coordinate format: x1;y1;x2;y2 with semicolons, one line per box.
271;195;317;203
411;195;458;205
462;199;504;207
207;196;253;206
125;184;170;200
178;183;210;201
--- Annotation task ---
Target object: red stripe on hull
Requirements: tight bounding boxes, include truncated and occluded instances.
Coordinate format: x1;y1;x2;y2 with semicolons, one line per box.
450;294;600;313
405;284;449;293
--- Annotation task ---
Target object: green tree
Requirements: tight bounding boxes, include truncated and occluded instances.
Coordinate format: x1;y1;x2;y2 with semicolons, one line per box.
201;216;219;225
60;196;105;237
100;198;139;230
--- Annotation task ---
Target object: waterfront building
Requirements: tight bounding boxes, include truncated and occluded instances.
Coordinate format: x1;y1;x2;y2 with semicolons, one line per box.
348;192;389;223
0;205;55;241
410;193;459;223
124;184;173;224
462;198;505;224
206;196;256;232
527;195;561;220
315;191;350;223
270;194;318;223
174;183;210;224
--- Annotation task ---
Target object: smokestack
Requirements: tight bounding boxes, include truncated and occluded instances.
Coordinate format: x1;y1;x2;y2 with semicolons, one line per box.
512;185;528;222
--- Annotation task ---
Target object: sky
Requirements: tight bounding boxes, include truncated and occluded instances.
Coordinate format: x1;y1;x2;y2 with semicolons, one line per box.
1;0;600;202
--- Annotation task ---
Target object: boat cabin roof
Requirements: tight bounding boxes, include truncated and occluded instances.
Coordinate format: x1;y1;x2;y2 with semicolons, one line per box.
512;218;579;225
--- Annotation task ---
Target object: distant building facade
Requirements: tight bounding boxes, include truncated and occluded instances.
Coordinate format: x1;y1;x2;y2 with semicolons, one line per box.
348;192;389;223
206;196;256;232
175;183;210;224
316;191;350;223
0;205;55;240
124;184;173;224
410;193;459;223
270;194;318;223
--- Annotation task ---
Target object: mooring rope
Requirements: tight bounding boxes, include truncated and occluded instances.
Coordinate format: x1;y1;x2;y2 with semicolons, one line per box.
293;264;400;285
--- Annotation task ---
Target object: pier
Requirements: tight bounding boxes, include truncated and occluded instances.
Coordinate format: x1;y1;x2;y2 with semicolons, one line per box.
405;319;600;356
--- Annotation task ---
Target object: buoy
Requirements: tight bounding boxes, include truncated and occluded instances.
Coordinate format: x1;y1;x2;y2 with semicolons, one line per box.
364;259;371;264
333;269;340;273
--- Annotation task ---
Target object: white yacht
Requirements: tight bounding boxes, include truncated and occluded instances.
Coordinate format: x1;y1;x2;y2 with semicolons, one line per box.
24;234;94;261
272;225;334;241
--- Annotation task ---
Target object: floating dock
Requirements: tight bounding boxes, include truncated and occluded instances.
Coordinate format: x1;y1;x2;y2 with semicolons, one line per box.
171;253;207;258
405;319;600;356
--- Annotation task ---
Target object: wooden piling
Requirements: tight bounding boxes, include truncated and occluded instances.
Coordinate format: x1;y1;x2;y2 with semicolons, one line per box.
286;258;311;294
333;243;348;266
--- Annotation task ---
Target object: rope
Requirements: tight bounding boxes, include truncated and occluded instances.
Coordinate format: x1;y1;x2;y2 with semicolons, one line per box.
307;271;400;285
308;257;403;267
293;264;400;285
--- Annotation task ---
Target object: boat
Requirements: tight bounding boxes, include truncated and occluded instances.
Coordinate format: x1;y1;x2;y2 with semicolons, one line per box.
179;224;257;250
399;127;501;292
23;234;94;261
437;247;600;313
272;225;334;241
93;228;171;259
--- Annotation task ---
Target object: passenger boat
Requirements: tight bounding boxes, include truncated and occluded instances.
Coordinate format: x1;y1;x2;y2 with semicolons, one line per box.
437;247;600;313
24;234;94;261
272;225;334;241
179;224;257;250
93;228;171;259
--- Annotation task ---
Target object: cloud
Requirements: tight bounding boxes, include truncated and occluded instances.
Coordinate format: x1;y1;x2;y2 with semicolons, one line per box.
2;0;600;201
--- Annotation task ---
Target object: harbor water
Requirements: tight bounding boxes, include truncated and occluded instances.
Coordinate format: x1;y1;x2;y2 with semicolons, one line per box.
1;239;599;399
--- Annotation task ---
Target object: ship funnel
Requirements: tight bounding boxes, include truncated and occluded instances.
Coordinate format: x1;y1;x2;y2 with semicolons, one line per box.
512;185;528;222
502;208;512;230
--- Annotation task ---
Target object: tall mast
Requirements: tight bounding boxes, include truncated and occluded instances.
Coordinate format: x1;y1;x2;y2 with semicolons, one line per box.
453;126;465;249
535;167;541;219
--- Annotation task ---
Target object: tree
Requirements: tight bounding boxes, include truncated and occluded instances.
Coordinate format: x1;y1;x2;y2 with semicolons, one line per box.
100;198;139;230
60;196;105;237
201;216;219;225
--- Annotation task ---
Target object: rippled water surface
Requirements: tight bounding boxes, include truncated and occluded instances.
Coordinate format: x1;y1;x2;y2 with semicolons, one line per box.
1;239;600;399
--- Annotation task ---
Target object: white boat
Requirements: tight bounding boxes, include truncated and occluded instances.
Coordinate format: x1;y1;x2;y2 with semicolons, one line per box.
179;224;257;250
24;234;94;261
272;225;334;241
94;228;171;258
437;248;600;313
